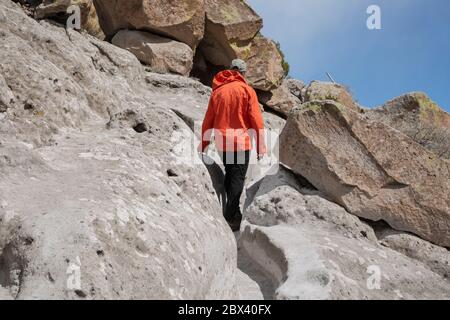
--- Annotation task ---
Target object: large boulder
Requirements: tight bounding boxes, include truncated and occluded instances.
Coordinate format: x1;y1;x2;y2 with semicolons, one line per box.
239;168;450;299
194;0;285;91
240;223;450;299
200;0;262;66
112;30;194;76
244;168;377;241
93;0;205;48
280;100;450;247
198;36;285;91
365;92;450;159
304;81;360;112
34;0;104;39
0;0;240;299
258;80;302;117
233;34;285;91
375;226;450;280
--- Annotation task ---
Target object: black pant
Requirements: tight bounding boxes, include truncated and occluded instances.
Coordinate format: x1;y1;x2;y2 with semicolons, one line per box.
221;151;250;222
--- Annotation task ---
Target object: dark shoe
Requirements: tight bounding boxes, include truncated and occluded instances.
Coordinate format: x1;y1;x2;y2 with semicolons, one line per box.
226;214;242;232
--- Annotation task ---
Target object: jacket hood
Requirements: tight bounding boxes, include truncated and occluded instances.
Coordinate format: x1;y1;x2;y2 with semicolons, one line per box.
212;70;247;91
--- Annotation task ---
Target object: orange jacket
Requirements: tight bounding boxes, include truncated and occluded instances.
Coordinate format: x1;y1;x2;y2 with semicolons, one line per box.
200;70;266;154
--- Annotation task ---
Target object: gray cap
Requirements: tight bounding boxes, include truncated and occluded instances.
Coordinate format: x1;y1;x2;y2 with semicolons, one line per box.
230;59;247;73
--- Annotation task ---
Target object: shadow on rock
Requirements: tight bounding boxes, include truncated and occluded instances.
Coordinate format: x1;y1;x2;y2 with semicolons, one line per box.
201;154;226;216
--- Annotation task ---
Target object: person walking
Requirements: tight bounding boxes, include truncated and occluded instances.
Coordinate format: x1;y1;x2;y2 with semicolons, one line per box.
199;59;266;231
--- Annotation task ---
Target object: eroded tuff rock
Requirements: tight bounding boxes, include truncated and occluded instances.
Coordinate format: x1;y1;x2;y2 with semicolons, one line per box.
0;0;240;299
240;223;450;300
4;0;449;301
374;226;450;280
365;92;450;159
197;1;284;91
280;100;450;247
258;80;302;117
200;0;262;66
112;30;194;76
233;34;285;91
263;111;286;132
93;0;205;48
0;73;15;113
304;81;360;112
239;168;450;299
92;0;284;91
284;78;304;101
244;167;377;241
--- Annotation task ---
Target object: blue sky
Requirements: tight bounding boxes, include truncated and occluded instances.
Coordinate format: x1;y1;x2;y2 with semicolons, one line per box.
247;0;450;111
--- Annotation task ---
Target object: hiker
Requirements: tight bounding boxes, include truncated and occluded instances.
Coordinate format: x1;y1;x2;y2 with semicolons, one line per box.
199;59;266;231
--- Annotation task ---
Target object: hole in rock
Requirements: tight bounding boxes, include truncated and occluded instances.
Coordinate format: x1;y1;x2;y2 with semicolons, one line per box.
166;169;178;177
133;123;148;133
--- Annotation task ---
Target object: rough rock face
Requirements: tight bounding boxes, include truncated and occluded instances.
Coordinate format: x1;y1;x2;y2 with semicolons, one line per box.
239;168;450;299
33;0;104;39
93;0;205;48
304;81;360;112
263;111;286;132
258;80;301;117
0;0;239;299
4;0;449;301
244;168;377;240
0;73;14;113
200;0;262;66
280;100;450;247
366;92;450;159
92;0;284;91
233;34;285;91
197;0;284;92
112;30;194;76
284;78;304;101
374;226;450;280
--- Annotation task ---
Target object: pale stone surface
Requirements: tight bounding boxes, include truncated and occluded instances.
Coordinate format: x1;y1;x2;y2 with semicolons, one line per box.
263;111;286;132
244;168;377;242
0;0;240;299
239;223;450;300
366;92;450;159
375;226;450;280
93;0;205;48
0;73;14;112
280;100;450;247
239;168;450;300
236;269;264;300
112;30;194;76
3;0;449;301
